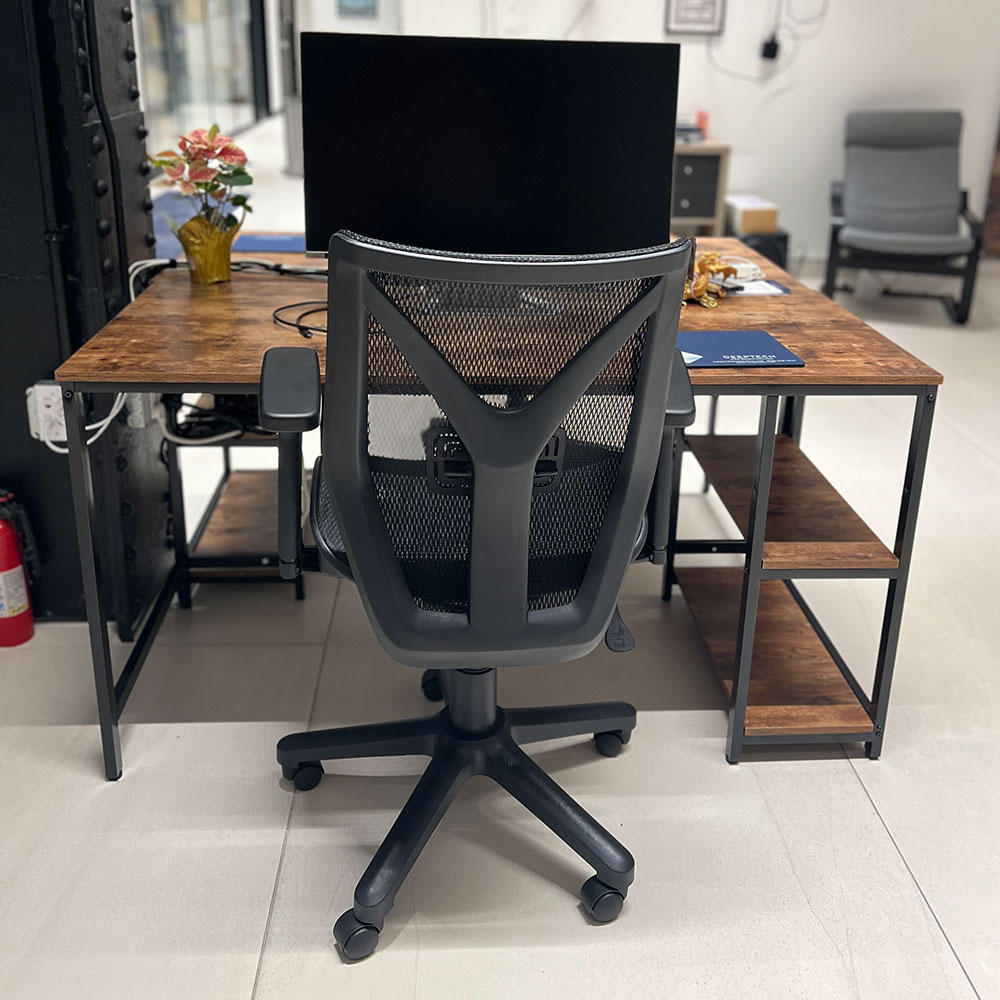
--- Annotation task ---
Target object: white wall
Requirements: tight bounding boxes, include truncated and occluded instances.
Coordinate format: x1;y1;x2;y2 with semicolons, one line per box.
297;0;402;35
289;0;1000;258
570;0;1000;258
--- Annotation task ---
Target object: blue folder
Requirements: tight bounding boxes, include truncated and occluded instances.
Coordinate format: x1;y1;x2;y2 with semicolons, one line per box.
676;329;804;368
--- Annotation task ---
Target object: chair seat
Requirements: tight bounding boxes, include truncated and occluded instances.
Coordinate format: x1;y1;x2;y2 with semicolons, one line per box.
310;450;642;611
839;226;974;257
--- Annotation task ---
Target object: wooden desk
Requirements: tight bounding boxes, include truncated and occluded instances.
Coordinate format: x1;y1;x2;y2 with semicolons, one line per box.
56;239;939;392
56;239;942;777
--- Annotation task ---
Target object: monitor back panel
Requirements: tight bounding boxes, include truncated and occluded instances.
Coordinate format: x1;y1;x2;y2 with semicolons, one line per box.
302;33;679;256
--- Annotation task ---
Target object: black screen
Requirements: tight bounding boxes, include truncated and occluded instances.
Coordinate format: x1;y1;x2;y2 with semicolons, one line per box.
302;33;679;256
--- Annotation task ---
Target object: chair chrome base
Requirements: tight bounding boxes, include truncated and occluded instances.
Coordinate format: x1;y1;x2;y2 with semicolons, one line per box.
276;668;636;961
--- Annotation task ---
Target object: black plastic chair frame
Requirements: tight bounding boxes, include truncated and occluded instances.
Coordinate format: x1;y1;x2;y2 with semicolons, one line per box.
259;231;694;961
822;182;983;324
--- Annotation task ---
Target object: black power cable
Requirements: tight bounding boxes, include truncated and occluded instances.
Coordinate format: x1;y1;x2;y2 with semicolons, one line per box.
272;300;327;338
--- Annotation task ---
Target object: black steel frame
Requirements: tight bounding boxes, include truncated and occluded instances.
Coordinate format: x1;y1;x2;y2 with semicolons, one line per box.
62;384;302;780
664;383;936;762
62;367;934;779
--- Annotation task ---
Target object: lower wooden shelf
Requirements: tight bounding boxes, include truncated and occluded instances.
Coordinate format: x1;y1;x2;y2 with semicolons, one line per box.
675;565;874;736
191;470;278;557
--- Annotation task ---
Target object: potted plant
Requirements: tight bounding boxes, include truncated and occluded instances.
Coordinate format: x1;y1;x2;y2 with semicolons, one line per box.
150;126;253;284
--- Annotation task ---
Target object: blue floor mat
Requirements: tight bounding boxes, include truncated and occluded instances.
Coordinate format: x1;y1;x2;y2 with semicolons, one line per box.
151;191;306;258
233;232;307;252
150;190;190;258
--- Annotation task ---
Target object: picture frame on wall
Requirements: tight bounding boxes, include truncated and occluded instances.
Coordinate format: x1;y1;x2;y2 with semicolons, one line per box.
339;0;377;16
665;0;726;35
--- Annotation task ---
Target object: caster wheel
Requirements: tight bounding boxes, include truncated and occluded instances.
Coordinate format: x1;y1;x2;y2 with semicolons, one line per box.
287;761;323;791
580;876;625;923
421;669;444;702
594;730;629;757
334;910;380;961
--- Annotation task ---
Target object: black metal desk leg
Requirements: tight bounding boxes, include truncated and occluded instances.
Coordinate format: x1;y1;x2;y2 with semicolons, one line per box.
63;389;122;781
726;395;779;764
164;439;192;609
702;395;719;492
867;387;936;759
662;428;684;601
780;395;805;443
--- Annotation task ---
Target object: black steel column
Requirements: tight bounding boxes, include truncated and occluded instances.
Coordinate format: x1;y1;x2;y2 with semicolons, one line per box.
726;394;779;763
249;0;270;119
867;387;936;758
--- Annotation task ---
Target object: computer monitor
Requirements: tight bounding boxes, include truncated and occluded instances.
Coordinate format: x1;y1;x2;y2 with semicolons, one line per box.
301;33;679;256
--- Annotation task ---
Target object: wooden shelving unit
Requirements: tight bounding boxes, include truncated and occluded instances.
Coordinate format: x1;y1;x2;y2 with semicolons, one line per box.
676;566;873;736
688;435;897;571
190;469;278;558
674;430;907;751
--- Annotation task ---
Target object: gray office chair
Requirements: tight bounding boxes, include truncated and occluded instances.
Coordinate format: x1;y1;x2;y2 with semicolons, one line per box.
259;230;693;959
822;110;982;323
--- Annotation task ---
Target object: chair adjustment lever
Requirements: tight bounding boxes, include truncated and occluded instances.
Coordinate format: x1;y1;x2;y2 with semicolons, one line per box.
604;606;635;653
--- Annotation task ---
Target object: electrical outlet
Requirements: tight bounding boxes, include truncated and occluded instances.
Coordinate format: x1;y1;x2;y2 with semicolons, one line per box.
150;398;167;429
125;392;151;429
26;381;67;443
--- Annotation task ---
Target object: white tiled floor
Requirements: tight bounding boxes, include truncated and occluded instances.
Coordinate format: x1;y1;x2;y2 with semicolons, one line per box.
2;115;999;997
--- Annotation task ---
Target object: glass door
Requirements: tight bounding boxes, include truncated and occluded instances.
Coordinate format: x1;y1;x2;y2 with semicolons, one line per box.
134;0;262;156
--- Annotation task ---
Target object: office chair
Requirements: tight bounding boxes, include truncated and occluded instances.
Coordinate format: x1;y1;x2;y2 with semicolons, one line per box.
259;230;693;960
822;110;982;323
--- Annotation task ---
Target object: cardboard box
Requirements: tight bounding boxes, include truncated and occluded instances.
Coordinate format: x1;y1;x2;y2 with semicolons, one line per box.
725;194;779;234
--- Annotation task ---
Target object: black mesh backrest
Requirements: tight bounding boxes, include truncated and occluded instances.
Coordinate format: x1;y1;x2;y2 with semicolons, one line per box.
323;231;691;669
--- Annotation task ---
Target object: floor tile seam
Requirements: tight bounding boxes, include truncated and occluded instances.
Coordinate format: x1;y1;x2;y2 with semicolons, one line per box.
248;792;296;1000
842;747;983;1000
248;585;341;997
308;580;344;732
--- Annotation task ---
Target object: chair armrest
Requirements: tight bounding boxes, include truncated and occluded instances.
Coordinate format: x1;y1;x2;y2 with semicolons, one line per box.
830;181;844;223
259;347;321;432
960;190;983;239
259;347;319;580
664;350;696;428
275;435;303;580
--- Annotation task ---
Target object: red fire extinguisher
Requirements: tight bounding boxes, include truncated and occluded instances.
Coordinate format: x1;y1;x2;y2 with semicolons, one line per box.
0;490;35;646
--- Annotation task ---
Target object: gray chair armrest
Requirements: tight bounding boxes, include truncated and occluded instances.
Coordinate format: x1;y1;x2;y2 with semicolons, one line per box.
664;350;695;428
259;347;321;432
830;181;845;223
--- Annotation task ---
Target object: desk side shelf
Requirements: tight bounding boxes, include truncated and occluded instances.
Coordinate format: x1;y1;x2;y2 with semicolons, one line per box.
688;434;898;572
189;469;277;565
179;401;307;589
676;566;874;736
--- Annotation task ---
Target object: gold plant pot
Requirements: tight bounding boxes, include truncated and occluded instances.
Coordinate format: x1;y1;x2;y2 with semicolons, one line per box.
177;215;240;284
